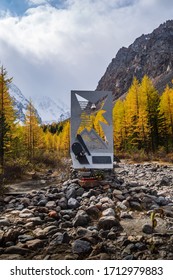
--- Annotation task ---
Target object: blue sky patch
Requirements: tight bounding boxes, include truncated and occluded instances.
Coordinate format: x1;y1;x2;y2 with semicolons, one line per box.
0;0;66;16
0;0;29;16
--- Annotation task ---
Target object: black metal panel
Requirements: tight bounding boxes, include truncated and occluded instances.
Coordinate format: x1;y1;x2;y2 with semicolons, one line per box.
71;142;89;164
92;156;112;164
77;134;91;155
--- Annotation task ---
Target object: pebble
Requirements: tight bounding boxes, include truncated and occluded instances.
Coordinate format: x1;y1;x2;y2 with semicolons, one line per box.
98;216;120;230
72;239;92;255
67;198;80;209
142;224;153;234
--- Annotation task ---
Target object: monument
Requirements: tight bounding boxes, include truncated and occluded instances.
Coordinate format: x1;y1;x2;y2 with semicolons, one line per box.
70;90;113;169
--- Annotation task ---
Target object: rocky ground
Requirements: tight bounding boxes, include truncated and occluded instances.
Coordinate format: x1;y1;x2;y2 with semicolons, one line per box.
0;160;173;260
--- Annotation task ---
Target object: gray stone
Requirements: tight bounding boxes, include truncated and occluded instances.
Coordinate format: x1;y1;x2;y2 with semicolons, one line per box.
116;201;127;210
3;228;21;243
58;197;67;209
66;187;77;200
129;181;138;187
33;228;45;238
4;196;13;203
19;212;34;218
120;212;133;219
5;241;15;247
24;222;35;229
18;235;35;243
0;218;10;226
122;243;135;255
26;217;43;225
46;201;56;208
160;176;170;186
37;199;48;206
98;216;120;230
26;239;45;250
68;198;80;209
76;187;85;196
73;210;90;227
76;227;89;236
43;225;58;235
86;205;100;219
5;246;30;255
129;201;142;211
82;189;97;198
107;231;117;240
156;196;168;206
123;254;135;260
116;194;125;201
135;242;147;250
102;208;115;217
142;224;153;234
72;239;92;255
50;232;70;245
16;204;25;210
60;209;75;217
113;189;123;196
60;221;73;228
20;198;31;207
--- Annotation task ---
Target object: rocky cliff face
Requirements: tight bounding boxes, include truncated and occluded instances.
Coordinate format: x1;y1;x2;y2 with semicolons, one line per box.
96;20;173;100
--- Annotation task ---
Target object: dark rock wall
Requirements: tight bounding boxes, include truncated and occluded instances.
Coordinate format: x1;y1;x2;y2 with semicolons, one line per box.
96;20;173;100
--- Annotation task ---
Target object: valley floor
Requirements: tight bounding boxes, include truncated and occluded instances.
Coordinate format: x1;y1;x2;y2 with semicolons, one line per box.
0;160;173;260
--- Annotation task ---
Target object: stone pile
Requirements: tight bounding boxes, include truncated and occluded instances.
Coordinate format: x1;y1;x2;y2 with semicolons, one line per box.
0;161;173;260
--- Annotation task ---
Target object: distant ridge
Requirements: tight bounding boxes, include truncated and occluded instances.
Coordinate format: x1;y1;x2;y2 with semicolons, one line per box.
96;20;173;100
8;83;69;124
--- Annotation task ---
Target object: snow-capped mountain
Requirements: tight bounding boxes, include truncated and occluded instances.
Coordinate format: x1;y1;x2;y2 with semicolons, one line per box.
8;83;69;124
33;96;70;124
8;83;41;123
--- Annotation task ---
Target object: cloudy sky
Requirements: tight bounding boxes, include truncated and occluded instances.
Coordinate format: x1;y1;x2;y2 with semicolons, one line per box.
0;0;173;107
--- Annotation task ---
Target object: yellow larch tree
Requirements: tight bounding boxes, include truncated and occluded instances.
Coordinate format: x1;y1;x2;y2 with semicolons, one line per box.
59;120;70;156
113;99;127;151
0;65;16;173
159;84;173;148
24;100;44;161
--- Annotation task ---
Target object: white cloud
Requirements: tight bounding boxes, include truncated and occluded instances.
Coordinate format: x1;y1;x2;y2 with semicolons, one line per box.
0;0;173;106
27;0;48;5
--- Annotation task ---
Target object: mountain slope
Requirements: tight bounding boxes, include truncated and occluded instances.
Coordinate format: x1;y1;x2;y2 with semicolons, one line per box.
96;20;173;100
8;83;69;124
33;96;70;124
8;83;40;123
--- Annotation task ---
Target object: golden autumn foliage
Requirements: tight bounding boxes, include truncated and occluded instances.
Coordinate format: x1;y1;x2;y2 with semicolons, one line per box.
0;66;16;173
24;100;44;160
2;64;173;177
113;75;162;153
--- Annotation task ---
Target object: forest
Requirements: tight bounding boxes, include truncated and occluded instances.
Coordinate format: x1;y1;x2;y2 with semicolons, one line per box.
1;65;173;181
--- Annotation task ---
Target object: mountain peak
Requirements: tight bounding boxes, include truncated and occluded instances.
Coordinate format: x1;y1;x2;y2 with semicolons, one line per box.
8;83;69;124
96;20;173;99
33;95;70;124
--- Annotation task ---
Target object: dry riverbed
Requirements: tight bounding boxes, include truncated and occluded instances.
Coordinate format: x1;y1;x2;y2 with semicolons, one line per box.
0;160;173;260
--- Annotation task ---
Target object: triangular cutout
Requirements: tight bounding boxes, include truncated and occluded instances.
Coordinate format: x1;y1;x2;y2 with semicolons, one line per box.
75;93;89;110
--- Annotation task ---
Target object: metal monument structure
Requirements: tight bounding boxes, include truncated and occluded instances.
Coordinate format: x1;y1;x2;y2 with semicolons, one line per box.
70;90;113;169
